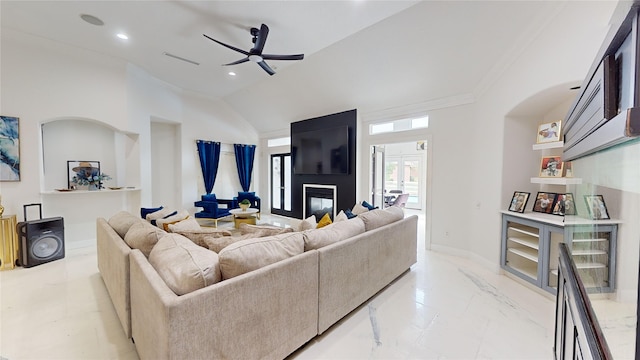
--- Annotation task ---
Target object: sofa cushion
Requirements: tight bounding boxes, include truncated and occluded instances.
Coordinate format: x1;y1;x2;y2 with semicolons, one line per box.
357;206;404;231
239;223;294;237
167;218;201;232
175;228;232;248
303;217;366;251
124;221;166;257
298;215;317;231
108;211;142;238
351;203;369;215
156;210;190;231
218;232;304;280
316;213;332;228
148;233;222;295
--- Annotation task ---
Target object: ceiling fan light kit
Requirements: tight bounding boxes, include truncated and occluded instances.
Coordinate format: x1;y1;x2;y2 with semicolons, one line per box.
204;23;304;76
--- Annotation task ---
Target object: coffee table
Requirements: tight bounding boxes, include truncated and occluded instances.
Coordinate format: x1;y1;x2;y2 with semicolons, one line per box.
229;208;259;229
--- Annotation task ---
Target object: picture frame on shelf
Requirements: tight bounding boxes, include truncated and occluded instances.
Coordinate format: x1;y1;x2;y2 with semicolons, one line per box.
563;161;573;177
552;193;576;216
536;120;562;143
532;192;557;214
539;156;563;177
0;116;20;181
67;160;100;190
508;191;530;213
584;195;610;220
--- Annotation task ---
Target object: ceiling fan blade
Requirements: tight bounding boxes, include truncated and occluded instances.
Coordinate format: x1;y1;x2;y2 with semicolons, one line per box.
262;54;305;61
252;24;269;54
223;58;250;66
257;61;275;76
203;34;249;56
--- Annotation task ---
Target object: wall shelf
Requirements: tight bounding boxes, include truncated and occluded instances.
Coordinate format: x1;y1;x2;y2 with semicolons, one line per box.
530;177;582;185
41;188;140;195
532;141;564;150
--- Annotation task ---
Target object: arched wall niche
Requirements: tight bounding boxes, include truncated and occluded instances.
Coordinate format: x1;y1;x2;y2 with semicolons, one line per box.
40;116;139;191
39;116;141;248
501;81;579;208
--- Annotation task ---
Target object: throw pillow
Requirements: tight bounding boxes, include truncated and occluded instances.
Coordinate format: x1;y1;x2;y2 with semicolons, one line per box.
362;200;378;210
168;218;201;232
145;207;174;222
239;223;294;237
218;232;304;280
140;206;163;219
352;203;369;215
334;210;348;222
108;211;142;238
316;213;333;228
124;221;166;257
156;210;190;231
175;228;232;248
298;215;317;231
203;235;246;253
358;206;404;231
148;233;221;295
344;209;357;219
303;217;366;251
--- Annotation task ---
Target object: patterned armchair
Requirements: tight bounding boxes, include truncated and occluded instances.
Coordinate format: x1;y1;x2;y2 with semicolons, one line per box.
233;191;261;219
194;194;234;227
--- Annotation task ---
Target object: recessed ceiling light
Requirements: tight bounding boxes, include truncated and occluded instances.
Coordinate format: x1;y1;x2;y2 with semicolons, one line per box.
116;33;129;40
80;14;104;26
228;72;236;76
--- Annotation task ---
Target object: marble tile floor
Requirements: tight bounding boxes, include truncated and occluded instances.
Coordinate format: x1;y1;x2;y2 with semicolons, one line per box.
0;211;633;359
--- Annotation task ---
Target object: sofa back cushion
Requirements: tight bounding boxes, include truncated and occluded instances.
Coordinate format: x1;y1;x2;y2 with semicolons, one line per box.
303;217;365;251
357;206;404;231
108;211;142;238
124;221;166;257
167;218;201;232
239;223;294;237
218;232;304;280
148;233;222;295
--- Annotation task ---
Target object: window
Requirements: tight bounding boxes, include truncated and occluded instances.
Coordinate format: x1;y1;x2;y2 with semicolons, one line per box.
267;137;290;147
369;115;429;135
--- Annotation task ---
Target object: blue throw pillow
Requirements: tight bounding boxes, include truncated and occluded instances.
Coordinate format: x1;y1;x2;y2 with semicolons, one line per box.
362;201;378;211
344;209;357;219
140;206;163;219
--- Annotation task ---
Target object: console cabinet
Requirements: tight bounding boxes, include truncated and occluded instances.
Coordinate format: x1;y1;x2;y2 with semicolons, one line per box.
501;212;617;294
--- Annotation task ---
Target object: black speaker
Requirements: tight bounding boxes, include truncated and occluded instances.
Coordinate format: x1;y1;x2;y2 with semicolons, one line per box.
16;204;65;268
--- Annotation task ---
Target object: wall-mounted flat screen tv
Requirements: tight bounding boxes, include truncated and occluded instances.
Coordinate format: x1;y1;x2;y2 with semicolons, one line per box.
292;126;349;175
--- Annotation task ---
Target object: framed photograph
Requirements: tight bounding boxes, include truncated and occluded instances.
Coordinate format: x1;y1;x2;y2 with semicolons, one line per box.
563;161;573;177
67;160;100;190
0;116;20;181
552;193;576;216
508;191;530;213
539;156;563;177
532;192;557;214
536;121;562;143
584;195;610;220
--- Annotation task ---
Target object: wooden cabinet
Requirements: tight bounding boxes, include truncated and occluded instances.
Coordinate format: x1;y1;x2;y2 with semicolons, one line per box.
501;212;617;294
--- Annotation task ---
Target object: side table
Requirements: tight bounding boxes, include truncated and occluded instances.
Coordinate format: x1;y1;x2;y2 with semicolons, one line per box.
0;215;19;270
229;208;259;229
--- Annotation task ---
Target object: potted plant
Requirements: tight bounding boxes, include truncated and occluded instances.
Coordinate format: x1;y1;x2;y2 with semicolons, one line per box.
239;199;251;211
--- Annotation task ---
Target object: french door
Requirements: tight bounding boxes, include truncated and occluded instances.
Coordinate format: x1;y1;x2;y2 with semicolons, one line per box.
270;153;293;217
385;155;423;210
370;146;386;208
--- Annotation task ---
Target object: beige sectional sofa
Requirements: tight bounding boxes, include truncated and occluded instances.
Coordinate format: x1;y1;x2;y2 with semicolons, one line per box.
97;206;418;360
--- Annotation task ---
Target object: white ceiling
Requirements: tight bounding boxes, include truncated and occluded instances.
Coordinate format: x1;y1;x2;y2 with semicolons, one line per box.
0;1;617;134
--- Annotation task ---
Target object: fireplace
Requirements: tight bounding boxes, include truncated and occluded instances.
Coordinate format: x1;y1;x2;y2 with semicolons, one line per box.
303;184;337;220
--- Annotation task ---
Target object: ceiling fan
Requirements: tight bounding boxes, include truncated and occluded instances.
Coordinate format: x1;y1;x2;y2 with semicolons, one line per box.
203;23;304;76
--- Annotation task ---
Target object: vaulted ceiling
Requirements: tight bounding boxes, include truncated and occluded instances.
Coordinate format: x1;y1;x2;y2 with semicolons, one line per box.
1;1;617;134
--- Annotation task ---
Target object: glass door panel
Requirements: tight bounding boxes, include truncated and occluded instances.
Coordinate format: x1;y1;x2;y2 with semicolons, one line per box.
402;157;421;209
371;146;385;208
272;156;281;210
271;153;292;216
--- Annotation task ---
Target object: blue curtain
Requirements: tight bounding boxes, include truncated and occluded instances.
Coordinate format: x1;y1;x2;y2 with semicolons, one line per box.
196;140;221;194
234;144;256;192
